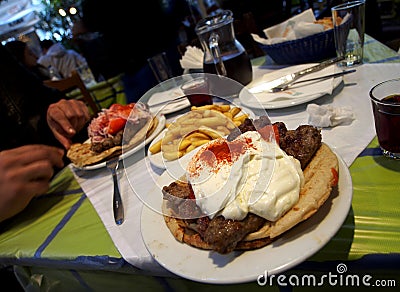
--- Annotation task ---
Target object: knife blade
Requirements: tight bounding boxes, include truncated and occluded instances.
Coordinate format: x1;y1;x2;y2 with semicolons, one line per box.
270;69;356;92
249;56;345;94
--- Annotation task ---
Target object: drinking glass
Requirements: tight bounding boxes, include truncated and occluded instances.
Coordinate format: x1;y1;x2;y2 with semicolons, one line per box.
331;0;365;67
147;52;174;83
180;76;213;107
369;78;400;159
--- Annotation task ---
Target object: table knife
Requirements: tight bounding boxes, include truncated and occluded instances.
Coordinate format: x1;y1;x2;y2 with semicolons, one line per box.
249;56;345;94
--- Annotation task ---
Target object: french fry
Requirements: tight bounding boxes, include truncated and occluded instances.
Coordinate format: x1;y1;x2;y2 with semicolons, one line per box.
186;144;197;153
161;143;178;152
217;125;230;136
178;139;192;151
199;116;227;127
186;131;210;141
229;106;241;117
161;132;176;144
233;120;242;127
223;112;233;120
198;127;223;139
163;150;184;161
233;113;249;123
226;120;237;130
218;104;231;112
191;139;211;147
149;139;162;154
191;104;215;111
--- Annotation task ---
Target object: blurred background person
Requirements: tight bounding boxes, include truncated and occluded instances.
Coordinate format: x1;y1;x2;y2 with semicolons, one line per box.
80;0;189;102
4;40;51;81
38;39;89;79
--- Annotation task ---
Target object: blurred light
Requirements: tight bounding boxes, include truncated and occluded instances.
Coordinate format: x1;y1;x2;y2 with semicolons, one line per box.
69;7;77;15
53;32;62;40
58;9;67;17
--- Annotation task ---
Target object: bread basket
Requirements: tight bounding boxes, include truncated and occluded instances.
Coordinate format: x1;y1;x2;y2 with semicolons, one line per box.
260;29;337;65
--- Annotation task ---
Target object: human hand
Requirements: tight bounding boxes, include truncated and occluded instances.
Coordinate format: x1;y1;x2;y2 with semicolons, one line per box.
47;99;90;149
0;145;64;222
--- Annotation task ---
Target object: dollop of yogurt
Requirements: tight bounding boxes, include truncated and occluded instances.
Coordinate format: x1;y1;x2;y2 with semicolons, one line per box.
186;131;304;221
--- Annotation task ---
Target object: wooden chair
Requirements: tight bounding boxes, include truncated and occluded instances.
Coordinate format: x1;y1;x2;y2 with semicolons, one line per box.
43;70;100;115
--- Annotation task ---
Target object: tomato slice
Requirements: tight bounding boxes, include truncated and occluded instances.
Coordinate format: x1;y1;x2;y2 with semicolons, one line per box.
108;117;126;135
107;103;137;134
258;124;280;145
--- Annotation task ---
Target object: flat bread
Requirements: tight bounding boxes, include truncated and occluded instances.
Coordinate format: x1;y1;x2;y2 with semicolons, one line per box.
67;143;122;167
162;143;339;252
67;116;158;167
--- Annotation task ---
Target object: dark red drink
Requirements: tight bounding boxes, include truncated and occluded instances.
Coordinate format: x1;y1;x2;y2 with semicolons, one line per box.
181;77;213;107
371;92;400;159
185;94;213;107
203;52;253;86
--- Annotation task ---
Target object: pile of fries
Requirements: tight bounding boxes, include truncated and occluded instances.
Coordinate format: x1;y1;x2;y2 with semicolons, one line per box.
149;104;249;161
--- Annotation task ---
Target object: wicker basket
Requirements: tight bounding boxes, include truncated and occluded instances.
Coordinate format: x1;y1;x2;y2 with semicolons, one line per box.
260;29;337;65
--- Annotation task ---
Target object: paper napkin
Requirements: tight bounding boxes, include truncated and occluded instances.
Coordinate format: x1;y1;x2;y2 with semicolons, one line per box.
147;86;190;114
252;9;327;45
179;46;204;69
307;104;355;128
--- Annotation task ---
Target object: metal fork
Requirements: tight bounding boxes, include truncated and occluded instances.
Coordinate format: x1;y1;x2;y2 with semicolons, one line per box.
106;157;124;225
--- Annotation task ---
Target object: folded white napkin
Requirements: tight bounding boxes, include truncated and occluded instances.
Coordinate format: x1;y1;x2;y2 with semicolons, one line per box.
147;86;190;114
179;46;204;69
252;9;326;45
306;104;355;128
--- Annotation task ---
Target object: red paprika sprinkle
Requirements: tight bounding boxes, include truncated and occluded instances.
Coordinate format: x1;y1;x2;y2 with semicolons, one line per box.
197;138;250;171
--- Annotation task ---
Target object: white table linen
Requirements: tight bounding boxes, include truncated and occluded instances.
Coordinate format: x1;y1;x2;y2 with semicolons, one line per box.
70;63;399;273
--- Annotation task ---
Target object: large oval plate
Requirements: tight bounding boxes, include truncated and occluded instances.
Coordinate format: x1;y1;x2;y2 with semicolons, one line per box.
239;64;343;110
141;148;352;284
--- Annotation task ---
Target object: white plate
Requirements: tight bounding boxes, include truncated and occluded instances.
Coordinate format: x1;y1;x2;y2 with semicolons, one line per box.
141;149;352;284
73;114;166;170
240;64;343;110
147;105;256;169
147;86;191;115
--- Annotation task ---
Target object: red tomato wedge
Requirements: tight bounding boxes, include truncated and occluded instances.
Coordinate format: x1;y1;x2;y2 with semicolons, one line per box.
258;124;280;145
106;103;136;134
108;117;126;135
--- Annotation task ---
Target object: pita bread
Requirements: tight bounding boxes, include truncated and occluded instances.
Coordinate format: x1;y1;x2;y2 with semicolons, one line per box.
162;143;339;252
67;116;158;167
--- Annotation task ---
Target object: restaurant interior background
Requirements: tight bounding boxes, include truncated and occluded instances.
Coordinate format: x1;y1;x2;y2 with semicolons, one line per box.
1;0;400;55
